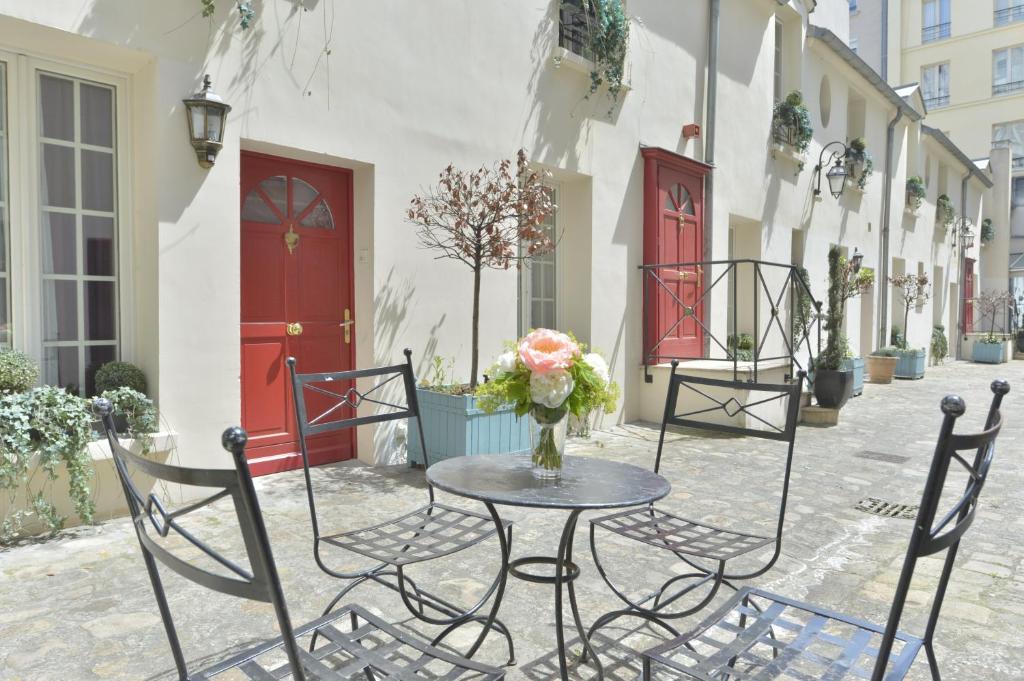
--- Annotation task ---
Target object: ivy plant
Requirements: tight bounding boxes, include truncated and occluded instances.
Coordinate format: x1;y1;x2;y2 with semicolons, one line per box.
772;91;813;154
102;387;159;455
845;137;874;190
936;194;955;230
980;217;994;243
906;176;926;210
201;0;255;30
582;0;629;109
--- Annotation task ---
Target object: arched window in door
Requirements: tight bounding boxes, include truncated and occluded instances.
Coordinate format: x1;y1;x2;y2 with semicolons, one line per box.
664;183;695;216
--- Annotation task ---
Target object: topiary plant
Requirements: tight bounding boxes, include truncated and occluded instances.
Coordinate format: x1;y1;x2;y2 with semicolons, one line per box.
0;349;39;394
94;361;147;396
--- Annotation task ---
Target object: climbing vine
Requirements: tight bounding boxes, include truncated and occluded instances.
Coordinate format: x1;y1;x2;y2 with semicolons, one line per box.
201;0;255;30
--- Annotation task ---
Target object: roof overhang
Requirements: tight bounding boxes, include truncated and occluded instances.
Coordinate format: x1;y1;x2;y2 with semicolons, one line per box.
921;126;994;188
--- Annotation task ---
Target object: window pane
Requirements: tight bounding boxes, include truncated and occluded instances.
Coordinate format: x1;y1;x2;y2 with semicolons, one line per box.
80;83;114;148
43;346;80;394
995;51;1008;84
39;74;74;141
85;281;116;340
0;279;8;346
81;149;114;211
292;177;318;216
83;216;115;276
85;345;116;397
300;199;334;228
0;213;5;273
42;211;77;274
259;176;288;217
242;189;281;223
43;280;78;341
41;143;76;208
206;104;222;142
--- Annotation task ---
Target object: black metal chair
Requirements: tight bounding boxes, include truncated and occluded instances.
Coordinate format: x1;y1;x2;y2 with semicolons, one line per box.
286;351;514;664
94;398;504;681
641;379;1009;681
587;363;805;643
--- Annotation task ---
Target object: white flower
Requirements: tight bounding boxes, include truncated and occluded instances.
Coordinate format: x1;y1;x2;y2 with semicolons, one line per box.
530;369;575;409
495;351;517;375
583;353;610;384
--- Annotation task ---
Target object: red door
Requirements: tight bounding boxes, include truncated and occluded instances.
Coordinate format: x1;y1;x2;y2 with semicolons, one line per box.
964;258;975;334
240;152;355;475
642;148;709;360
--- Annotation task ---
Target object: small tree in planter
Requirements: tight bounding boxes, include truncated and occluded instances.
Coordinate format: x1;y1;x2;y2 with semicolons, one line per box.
408;149;556;389
971;290;1013;364
906;176;926;211
813;247;854;409
888;273;930;378
845;137;874;190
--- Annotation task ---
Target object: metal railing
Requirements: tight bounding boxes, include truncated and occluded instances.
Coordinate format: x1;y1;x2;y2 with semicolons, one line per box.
772;122;800;148
641;259;823;384
995;5;1024;26
924;94;950;109
994;80;1024;96
922;22;951;42
558;0;596;61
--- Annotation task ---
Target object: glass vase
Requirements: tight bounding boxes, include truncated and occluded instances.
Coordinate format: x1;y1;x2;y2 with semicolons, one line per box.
530;409;568;480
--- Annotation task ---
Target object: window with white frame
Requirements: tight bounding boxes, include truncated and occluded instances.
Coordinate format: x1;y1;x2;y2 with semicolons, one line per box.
995;0;1024;27
773;19;784;104
921;62;950;108
519;185;558;334
0;53;123;396
922;0;951;42
993;45;1024;95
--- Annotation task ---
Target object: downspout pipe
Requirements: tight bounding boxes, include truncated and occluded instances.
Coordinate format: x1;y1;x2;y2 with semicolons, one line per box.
878;108;903;350
703;0;719;357
881;0;889;81
956;173;969;360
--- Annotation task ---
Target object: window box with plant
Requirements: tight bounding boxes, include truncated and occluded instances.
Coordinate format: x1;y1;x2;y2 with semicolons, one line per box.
844;137;874;191
980;218;994;245
0;352;161;544
772;91;813;167
906;176;926;214
405;150;556;465
554;0;630;113
971;290;1013;364
935;194;955;233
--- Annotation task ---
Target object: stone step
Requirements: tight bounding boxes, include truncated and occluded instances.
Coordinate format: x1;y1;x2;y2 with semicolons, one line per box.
801;405;840;427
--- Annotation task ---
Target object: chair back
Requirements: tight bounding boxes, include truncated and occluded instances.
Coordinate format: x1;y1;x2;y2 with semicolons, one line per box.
94;399;306;681
286;349;428;542
654;362;804;474
871;380;1008;680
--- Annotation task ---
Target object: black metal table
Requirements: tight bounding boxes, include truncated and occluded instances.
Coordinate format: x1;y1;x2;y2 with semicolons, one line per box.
427;453;671;680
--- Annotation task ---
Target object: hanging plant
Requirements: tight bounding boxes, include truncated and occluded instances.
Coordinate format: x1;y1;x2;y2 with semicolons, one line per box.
583;0;629;106
845;137;874;190
201;0;255;30
980;217;994;243
936;194;955;230
772;91;813;154
906;176;926;210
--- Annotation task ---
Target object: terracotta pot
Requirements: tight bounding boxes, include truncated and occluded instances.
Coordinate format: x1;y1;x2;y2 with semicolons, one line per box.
866;355;897;384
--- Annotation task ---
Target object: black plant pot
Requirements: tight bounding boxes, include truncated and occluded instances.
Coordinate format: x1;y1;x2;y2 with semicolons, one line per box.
1017;331;1024;353
813;369;854;409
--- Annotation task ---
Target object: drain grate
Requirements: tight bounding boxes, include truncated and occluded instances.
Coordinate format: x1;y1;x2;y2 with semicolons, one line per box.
854;450;910;464
855;497;919;519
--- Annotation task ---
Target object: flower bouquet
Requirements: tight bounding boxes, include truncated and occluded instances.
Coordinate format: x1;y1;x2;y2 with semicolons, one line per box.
477;329;619;479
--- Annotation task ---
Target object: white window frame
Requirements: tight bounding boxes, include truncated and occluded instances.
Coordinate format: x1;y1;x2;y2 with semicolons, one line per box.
773;19;784;104
993;44;1024;95
921;62;950;107
518;183;563;335
0;48;134;392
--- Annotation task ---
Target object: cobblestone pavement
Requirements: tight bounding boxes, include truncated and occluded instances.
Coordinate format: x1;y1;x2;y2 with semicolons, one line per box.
1;360;1021;680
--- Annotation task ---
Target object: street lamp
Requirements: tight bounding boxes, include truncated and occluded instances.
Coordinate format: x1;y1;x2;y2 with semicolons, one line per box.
954;217;975;250
183;75;232;169
814;141;850;200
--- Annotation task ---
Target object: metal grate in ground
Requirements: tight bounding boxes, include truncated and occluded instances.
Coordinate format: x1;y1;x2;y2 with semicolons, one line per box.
854;450;910;464
855;497;919;520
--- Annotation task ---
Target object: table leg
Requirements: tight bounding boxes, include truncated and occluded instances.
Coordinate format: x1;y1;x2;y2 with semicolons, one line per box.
555;509;604;681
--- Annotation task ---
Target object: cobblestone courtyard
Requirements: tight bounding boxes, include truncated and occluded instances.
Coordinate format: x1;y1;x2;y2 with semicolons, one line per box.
1;360;1021;680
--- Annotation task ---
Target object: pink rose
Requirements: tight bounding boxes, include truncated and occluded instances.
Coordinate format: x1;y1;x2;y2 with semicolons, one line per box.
518;329;579;374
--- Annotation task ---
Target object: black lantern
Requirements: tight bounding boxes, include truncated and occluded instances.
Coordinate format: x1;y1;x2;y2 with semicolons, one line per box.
850;247;864;273
814;140;851;200
183;75;231;169
961;226;975;250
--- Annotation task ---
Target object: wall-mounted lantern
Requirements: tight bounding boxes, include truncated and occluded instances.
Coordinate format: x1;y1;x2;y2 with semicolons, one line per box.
813;141;850;200
183;75;231;169
850;247;864;273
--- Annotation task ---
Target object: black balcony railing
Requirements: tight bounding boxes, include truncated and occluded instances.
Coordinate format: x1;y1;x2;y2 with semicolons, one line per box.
641;259;823;384
558;0;596;61
922;22;951;42
772;121;799;148
994;80;1024;96
995;5;1024;26
924;94;950;109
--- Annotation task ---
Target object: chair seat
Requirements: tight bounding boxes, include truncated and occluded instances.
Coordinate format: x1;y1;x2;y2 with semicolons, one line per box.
643;587;923;680
591;507;774;562
193;603;504;680
321;503;508;567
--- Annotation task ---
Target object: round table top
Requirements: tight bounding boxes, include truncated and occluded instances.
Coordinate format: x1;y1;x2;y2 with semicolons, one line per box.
426;454;671;510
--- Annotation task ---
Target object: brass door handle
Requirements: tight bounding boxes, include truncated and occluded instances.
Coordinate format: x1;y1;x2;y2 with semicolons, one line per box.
676;266;703;287
341;309;354;344
286;322;303;336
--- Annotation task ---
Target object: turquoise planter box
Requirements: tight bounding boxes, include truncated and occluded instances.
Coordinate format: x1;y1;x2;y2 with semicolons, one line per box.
972;342;1005;364
841;357;864;397
407;389;530;466
894;350;926;379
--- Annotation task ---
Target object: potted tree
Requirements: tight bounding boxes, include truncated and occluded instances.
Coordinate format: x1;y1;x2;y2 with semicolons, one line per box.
405;149;556;464
888;273;930;378
813;247;854;409
866;346;900;384
971;290;1013;364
